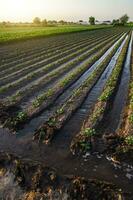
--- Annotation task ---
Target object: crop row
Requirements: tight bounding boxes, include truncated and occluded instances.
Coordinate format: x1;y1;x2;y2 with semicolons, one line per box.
3;33;126;131
70;34;131;155
32;37;125;144
0;32;123;98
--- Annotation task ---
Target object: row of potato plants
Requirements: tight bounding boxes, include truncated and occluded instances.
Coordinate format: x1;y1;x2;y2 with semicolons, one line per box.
0;31;115;86
70;34;131;155
3;34;126;131
0;32;122;98
33;37;125;144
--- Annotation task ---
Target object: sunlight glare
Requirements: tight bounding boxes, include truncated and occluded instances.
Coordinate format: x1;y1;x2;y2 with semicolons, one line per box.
0;0;51;22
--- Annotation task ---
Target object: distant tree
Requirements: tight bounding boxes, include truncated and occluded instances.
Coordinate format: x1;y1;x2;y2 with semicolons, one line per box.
112;19;120;25
119;14;129;25
33;17;41;25
128;21;133;27
52;20;57;24
89;16;95;25
2;21;7;26
42;19;47;26
58;20;67;25
48;20;57;25
69;21;75;25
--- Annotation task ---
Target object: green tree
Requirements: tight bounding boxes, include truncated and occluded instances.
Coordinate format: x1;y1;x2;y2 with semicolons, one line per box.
59;20;67;25
33;17;41;25
112;19;120;25
42;19;47;26
2;21;7;26
120;14;129;25
89;16;95;25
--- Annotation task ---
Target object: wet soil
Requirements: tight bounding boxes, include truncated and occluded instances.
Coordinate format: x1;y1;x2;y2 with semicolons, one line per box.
0;127;133;199
0;152;130;200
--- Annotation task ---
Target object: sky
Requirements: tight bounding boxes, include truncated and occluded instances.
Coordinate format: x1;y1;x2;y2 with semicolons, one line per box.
0;0;132;22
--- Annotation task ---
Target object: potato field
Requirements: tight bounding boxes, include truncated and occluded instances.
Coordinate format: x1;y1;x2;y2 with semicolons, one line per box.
0;27;133;199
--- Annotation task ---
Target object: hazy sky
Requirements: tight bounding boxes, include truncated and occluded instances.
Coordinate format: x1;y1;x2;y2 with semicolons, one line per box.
0;0;132;22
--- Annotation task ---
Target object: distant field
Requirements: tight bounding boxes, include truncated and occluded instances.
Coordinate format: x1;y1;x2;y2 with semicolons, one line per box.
128;24;133;27
0;25;112;43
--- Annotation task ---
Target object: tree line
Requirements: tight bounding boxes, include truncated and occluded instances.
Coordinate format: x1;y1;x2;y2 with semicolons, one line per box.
88;14;129;25
33;14;129;26
33;17;75;26
0;14;131;27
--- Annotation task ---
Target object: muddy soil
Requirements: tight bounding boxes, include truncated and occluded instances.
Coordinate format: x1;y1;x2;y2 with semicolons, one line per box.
0;152;131;200
0;127;133;200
